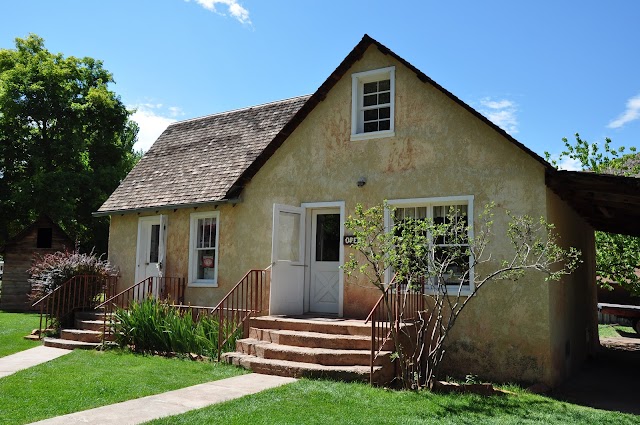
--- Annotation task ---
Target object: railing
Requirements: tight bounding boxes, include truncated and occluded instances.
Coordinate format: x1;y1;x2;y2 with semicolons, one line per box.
32;275;118;338
365;275;425;385
97;276;186;340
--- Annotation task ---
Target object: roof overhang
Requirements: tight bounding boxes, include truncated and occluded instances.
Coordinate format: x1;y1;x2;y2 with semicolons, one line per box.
93;198;241;217
546;170;640;236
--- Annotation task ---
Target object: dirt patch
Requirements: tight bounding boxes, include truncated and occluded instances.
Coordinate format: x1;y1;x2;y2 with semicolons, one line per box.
552;336;640;415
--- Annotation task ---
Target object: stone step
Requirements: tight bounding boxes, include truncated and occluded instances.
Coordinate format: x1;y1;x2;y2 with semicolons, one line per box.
250;316;371;337
237;338;390;367
43;337;100;350
60;329;108;343
249;327;393;351
222;352;393;384
74;311;111;321
75;319;112;332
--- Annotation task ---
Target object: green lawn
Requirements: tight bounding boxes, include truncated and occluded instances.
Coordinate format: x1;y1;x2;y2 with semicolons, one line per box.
599;324;636;338
0;311;42;357
0;350;247;425
146;379;639;425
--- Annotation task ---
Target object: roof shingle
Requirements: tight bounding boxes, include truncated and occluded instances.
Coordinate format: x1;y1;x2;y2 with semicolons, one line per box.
97;95;310;214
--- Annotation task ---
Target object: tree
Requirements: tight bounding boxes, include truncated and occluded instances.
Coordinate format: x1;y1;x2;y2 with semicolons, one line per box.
0;34;139;253
545;133;640;297
343;202;581;389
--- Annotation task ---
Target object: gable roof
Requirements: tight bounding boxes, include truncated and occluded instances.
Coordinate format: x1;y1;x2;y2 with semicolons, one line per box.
0;215;73;254
97;95;310;215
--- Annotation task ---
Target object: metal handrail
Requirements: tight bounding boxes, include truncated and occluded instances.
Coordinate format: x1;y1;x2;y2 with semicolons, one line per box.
366;274;425;385
97;276;186;342
32;274;118;338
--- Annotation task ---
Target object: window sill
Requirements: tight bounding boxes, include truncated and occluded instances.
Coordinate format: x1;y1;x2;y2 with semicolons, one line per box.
350;130;395;142
188;281;218;288
424;286;475;297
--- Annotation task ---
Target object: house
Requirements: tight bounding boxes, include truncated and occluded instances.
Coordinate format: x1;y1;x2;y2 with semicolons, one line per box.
97;35;640;386
0;215;74;311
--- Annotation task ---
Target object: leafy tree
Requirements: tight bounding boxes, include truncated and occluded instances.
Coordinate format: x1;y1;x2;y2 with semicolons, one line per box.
545;133;640;297
343;202;581;389
0;34;139;253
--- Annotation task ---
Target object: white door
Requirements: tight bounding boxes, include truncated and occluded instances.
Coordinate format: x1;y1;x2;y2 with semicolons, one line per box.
135;216;166;298
309;209;341;314
270;204;305;316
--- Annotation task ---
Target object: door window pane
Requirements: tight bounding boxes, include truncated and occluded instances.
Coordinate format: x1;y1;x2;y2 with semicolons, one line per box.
149;224;160;263
316;214;340;262
278;211;300;262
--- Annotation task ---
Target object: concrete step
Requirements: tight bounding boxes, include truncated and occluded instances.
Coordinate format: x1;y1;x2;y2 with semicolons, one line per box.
250;316;371;336
249;327;393;351
237;338;391;367
43;337;100;350
75;319;112;332
60;329;108;343
74;311;111;321
222;352;393;384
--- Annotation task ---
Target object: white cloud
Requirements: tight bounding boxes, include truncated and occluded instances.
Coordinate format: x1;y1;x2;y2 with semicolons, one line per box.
557;156;582;171
185;0;251;24
479;97;518;135
608;94;640;129
129;104;179;152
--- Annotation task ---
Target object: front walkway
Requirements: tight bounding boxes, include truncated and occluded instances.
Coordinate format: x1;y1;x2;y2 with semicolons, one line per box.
0;346;71;378
29;373;297;425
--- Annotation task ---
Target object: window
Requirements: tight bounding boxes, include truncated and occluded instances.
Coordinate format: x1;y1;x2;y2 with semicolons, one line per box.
36;228;53;248
188;211;220;287
351;66;395;141
386;196;474;294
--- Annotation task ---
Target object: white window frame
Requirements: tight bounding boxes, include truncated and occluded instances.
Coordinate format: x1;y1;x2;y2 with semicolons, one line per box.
384;195;475;296
351;66;395;141
188;211;220;287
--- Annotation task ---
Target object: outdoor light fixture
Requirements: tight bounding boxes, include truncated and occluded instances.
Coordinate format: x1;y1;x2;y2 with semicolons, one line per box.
357;177;366;187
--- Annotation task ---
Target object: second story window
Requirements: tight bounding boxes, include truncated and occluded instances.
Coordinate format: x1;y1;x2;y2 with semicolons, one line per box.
351;66;395;141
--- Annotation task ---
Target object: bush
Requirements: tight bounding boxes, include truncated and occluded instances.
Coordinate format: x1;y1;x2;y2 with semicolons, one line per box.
28;249;117;301
114;297;240;358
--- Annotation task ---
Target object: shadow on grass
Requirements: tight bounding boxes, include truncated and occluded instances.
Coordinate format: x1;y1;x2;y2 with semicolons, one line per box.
552;344;640;415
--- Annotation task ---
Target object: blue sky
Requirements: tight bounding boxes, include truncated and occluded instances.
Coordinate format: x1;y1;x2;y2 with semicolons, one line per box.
2;1;639;168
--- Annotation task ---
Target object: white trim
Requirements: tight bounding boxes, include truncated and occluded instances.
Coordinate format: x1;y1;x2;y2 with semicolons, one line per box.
351;66;395;140
384;195;475;296
301;201;345;317
188;210;221;288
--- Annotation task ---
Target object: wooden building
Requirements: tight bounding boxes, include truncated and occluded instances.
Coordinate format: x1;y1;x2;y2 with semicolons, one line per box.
0;215;73;311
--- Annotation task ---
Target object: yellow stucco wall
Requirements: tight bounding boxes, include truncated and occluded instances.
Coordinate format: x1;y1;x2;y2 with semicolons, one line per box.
106;44;595;385
545;188;598;385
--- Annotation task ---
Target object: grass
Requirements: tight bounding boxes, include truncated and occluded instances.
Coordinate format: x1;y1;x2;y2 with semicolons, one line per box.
146;379;640;425
0;349;247;425
599;324;636;338
0;311;42;357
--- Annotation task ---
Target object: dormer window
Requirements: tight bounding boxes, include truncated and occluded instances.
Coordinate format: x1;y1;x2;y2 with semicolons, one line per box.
351;66;395;141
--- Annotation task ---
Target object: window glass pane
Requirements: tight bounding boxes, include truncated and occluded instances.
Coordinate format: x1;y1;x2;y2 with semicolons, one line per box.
378;79;390;91
379;107;390;119
395;208;405;220
378;92;390;104
315;214;340;262
36;228;53;249
434;246;469;285
197;218;216;249
379;120;391;131
278;211;300;262
363;81;378;94
404;207;415;219
363;94;377;107
416;207;427;219
364;109;378;121
364;121;378;133
149;224;160;263
197;249;216;280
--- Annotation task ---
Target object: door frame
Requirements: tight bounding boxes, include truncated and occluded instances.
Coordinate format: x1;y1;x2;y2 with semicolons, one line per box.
301;201;345;317
135;215;162;284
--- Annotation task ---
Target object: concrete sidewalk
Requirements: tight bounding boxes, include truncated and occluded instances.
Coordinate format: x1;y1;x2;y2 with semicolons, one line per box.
0;346;71;378
30;373;297;425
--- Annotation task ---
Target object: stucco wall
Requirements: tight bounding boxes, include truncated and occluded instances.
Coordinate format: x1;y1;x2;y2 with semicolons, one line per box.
545;188;598;386
107;44;567;384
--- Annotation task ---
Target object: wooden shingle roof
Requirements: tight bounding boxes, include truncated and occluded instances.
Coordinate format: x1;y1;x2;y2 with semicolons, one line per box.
97;95;310;214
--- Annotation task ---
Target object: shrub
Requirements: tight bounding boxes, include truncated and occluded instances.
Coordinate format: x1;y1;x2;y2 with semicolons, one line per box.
28;249;117;301
114;297;240;358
